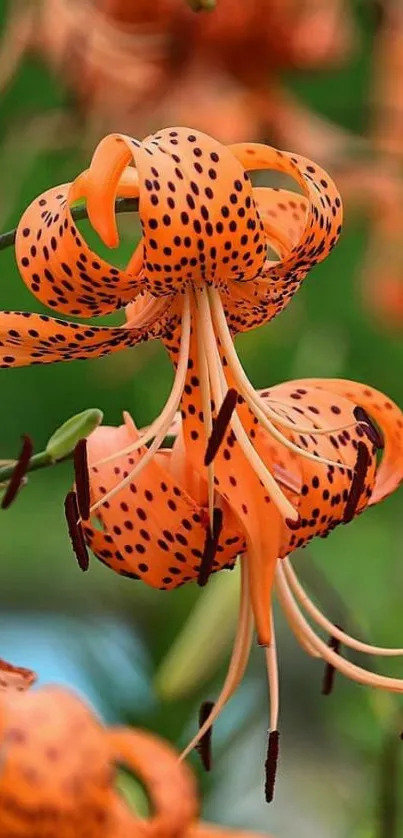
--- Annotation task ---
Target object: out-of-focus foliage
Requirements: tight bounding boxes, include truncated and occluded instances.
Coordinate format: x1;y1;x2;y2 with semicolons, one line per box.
0;2;403;837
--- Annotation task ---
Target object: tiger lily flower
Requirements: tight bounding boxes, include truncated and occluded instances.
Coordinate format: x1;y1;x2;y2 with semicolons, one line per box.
0;661;275;838
81;374;403;798
2;128;345;641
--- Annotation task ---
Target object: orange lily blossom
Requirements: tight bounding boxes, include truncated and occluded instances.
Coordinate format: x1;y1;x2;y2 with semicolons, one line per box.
0;658;274;838
1;127;344;643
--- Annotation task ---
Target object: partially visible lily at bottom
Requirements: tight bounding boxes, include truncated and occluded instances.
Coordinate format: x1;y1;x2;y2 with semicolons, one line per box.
75;375;403;800
0;658;274;838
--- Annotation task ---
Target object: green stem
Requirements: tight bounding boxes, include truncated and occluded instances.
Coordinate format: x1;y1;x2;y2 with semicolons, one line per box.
0;197;139;252
0;450;68;483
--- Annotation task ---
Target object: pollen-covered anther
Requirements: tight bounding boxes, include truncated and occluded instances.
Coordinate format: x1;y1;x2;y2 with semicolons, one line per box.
343;441;370;523
204;388;238;466
64;490;90;571
74;438;91;521
353;406;384;449
198;507;224;587
196;700;215;771
321;631;342;696
265;729;280;803
1;434;33;509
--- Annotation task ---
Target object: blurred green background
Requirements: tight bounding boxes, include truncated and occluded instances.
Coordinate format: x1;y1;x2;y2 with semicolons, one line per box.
1;2;403;837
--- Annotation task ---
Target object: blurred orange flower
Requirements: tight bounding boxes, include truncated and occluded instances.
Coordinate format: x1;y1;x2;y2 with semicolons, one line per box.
0;661;275;838
0;0;355;147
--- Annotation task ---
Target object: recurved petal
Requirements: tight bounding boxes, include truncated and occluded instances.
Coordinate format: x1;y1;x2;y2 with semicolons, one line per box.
83;128;266;296
0;311;149;368
0;290;178;368
225;142;342;331
15;182;144;318
257;382;377;553
300;378;403;504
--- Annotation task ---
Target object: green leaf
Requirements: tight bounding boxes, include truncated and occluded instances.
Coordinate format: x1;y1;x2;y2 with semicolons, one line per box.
46;408;103;461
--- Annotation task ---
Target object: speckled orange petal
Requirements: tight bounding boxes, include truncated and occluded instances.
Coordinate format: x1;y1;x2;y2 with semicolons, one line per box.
85;415;244;590
300;378;403;504
83;128;266;297
15;181;144;319
107;727;198;838
225;142;343;331
0;310;149;368
0;659;36;692
220;188;308;332
255;382;378;554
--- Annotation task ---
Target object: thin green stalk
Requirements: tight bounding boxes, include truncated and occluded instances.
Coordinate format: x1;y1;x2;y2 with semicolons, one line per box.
0;450;66;484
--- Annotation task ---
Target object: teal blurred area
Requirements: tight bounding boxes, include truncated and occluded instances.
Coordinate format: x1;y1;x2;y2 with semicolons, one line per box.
1;2;403;836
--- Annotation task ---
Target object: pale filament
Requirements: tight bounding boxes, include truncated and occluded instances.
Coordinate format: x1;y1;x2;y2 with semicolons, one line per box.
141;409;302;496
92;293;191;470
124;292;172;330
89;290;191;513
193;291;215;530
208;285;359;442
275;562;403;693
180;555;254;762
274;563;320;658
283;557;403;658
195;285;298;521
266;612;279;732
264;395;359;435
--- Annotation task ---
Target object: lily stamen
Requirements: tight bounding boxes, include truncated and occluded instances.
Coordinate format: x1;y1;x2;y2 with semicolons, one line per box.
89;291;191;514
204;388;239;467
276;561;403;692
198;507;223;587
73;438;90;521
196;284;299;522
321;633;342;696
265;730;280;804
64;491;89;572
283;556;403;658
1;434;33;510
343;441;370;523
196;700;215;772
209;286;357;470
181;558;254;763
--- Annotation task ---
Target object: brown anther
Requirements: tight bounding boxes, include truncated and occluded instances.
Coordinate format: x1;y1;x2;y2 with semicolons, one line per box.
73;438;91;520
204;389;238;466
1;435;33;509
321;631;342;696
343;441;370;524
285;514;301;531
198;507;223;587
196;700;215;771
265;729;280;803
353;406;384;449
64;490;89;571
